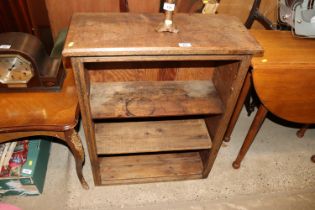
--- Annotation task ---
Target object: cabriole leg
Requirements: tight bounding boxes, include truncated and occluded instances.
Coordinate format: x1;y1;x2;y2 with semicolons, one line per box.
65;129;89;189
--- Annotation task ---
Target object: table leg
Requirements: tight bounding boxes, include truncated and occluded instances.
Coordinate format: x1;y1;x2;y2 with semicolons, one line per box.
296;125;309;138
224;71;252;142
232;104;268;169
65;129;89;189
244;83;258;116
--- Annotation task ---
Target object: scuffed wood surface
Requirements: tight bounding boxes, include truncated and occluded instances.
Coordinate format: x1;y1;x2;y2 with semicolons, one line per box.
63;13;263;57
95;119;212;154
90;80;223;118
99;152;203;185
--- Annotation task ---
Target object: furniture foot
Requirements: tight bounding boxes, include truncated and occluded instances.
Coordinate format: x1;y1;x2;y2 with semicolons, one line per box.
65;129;89;189
296;125;309;138
223;136;231;142
311;155;315;163
232;161;240;169
233;104;268;169
224;71;252;142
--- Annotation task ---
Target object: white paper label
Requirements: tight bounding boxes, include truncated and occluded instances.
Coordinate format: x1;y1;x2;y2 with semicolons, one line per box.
178;43;192;47
0;45;11;49
165;19;173;25
311;16;315;24
163;3;175;11
22;168;32;175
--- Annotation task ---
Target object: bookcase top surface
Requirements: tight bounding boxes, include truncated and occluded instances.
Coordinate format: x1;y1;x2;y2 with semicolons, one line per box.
63;13;263;57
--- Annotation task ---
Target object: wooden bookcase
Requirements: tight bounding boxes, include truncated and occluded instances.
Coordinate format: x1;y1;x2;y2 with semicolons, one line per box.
63;13;262;186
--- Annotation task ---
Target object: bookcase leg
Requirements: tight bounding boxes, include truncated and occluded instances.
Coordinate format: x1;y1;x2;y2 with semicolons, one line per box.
224;71;252;142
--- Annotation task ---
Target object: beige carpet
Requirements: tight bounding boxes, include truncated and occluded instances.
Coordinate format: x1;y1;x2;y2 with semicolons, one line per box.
3;109;315;210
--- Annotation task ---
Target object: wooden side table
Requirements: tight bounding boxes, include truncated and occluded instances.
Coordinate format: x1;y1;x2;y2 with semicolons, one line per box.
63;13;262;186
0;69;88;189
224;30;315;168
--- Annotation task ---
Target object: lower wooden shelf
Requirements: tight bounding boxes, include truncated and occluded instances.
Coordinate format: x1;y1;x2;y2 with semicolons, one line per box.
99;151;204;185
95;119;212;154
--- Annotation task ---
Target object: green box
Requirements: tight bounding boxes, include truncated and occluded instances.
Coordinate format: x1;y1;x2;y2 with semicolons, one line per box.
0;139;51;196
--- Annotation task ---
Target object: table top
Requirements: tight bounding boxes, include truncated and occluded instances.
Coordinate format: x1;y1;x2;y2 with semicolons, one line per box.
250;30;315;124
63;13;263;57
250;30;315;69
0;69;79;131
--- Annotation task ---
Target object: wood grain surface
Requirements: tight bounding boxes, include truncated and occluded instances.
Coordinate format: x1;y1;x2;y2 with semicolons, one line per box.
45;0;120;39
218;0;278;29
251;30;315;124
128;0;161;13
87;60;215;82
251;30;315;69
90;81;223;118
63;13;263;57
99;152;203;185
95;119;212;154
0;69;78;131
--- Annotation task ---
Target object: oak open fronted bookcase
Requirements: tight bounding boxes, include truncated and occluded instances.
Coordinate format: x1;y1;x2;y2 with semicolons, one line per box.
63;13;262;186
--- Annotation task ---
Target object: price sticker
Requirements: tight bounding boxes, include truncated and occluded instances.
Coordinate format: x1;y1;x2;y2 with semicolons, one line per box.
178;43;192;47
22;168;32;175
163;3;175;11
0;45;11;49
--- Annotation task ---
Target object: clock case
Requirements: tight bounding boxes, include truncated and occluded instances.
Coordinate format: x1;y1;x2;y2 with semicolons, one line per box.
0;32;65;92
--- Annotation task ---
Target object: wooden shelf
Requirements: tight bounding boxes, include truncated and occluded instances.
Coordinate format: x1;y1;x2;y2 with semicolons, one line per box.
99;152;204;185
90;80;223;119
95;119;212;154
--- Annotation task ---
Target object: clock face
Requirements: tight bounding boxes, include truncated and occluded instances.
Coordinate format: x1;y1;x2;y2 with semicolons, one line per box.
0;54;34;85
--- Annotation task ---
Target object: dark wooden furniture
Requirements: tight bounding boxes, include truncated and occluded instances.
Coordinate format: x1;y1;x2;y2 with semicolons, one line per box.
226;30;315;169
0;68;88;189
0;0;53;52
217;0;277;30
243;0;276;116
245;0;276;30
0;0;33;34
224;0;285;142
63;13;262;186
